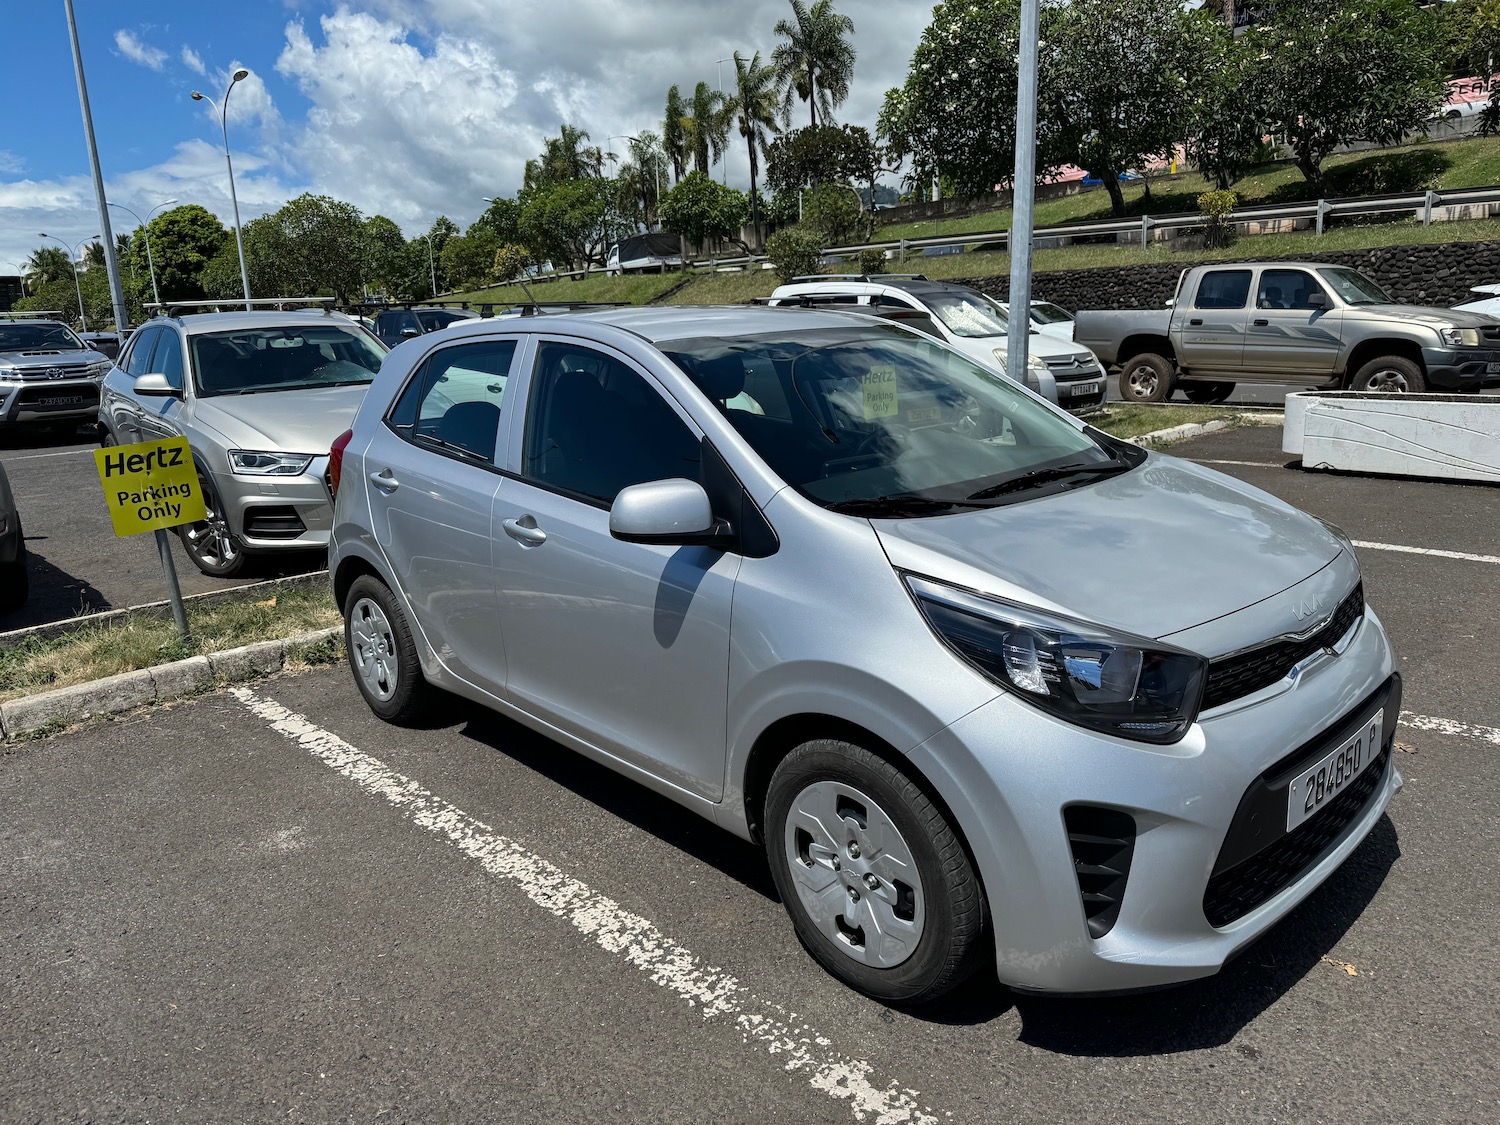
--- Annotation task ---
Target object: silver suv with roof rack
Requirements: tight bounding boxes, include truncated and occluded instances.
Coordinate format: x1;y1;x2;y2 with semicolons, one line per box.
98;301;387;576
765;275;1108;414
0;314;114;432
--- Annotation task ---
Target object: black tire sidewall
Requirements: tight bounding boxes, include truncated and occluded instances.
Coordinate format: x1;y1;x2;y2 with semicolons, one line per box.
764;740;985;1004
1353;356;1426;393
343;574;432;725
1118;353;1174;403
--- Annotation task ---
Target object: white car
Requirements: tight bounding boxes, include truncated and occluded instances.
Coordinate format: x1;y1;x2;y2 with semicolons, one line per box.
1454;283;1500;318
767;276;1107;413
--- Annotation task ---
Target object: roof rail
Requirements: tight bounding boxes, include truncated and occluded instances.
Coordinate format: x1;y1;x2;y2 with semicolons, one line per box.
787;273;929;284
144;297;339;317
0;310;67;319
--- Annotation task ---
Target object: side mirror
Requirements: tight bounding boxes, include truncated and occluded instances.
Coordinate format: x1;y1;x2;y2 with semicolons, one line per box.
400;327;420;338
609;478;728;546
134;372;180;398
1306;291;1328;310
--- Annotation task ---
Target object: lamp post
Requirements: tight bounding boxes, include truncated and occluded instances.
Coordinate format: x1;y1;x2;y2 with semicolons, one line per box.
107;198;178;307
192;70;253;312
715;58;733;185
422;233;438;298
3;262;26;297
39;232;98;331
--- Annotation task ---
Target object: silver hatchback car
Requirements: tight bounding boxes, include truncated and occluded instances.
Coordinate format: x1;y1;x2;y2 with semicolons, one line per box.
329;306;1400;1002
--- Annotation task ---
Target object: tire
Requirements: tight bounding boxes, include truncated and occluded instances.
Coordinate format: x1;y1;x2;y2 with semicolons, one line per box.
177;468;248;577
343;574;435;725
1182;381;1236;405
1351;355;1427;394
764;739;987;1004
1117;352;1175;403
0;529;29;616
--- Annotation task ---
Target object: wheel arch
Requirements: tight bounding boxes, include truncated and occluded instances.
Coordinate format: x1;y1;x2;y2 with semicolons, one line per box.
1117;334;1176;369
1342;338;1425;384
334;552;385;613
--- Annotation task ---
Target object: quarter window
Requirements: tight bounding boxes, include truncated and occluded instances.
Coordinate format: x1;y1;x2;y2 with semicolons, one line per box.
1194;270;1252;310
386;340;516;465
151;329;185;391
522;341;701;505
123;328;159;376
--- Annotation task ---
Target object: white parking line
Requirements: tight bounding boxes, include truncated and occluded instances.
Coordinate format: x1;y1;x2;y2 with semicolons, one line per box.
1354;541;1500;566
230;686;940;1125
1400;711;1500;747
1191;458;1285;468
1;447;92;461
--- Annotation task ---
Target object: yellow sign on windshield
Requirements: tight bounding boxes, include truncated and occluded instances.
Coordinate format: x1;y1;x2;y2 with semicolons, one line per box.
862;365;898;420
93;437;207;537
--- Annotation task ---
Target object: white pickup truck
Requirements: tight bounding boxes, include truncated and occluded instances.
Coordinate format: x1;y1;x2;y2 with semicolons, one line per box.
1075;262;1500;402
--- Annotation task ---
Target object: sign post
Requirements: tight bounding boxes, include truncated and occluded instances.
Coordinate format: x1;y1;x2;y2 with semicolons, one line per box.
93;436;207;642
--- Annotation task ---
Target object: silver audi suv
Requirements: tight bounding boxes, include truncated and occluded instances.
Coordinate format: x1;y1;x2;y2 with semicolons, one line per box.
328;305;1400;1002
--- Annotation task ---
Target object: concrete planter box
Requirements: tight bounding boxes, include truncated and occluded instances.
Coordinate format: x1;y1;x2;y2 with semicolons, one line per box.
1284;391;1500;482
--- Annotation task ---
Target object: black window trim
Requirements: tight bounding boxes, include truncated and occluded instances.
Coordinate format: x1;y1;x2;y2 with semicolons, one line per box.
380;335;522;474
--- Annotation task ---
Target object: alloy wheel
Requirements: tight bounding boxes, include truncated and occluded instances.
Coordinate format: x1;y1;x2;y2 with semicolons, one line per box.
349;596;399;702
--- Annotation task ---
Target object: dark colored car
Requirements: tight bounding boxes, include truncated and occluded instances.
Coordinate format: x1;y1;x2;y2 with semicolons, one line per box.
370;307;479;349
0;461;27;614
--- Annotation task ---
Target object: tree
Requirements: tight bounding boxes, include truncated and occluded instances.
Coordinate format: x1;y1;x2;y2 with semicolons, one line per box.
202;215;291;299
1183;14;1267;190
663;85;689;183
801;183;862;245
81;241;105;270
683;81;730;177
518;178;613;269
772;0;857;129
362;215;409;296
1247;0;1445;193
1041;0;1201;216
275;193;366;302
129;204;226;300
472;196;521;246
23;246;73;289
659;171;749;252
728;50;781;243
523;125;605;190
879;0;1023;199
765;123;885;198
441;231;501;291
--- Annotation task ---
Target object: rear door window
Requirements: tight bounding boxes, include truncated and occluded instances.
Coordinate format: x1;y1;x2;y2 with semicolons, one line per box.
1194;270;1252;310
386;339;518;465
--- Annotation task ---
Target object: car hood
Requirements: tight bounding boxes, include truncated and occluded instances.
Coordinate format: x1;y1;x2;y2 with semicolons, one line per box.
0;348;105;372
1346;304;1500;328
190;383;368;455
872;454;1344;641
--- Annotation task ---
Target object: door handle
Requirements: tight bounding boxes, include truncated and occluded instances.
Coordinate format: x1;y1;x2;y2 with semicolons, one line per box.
369;468;400;491
502;516;547;546
1188;317;1203;326
1253;318;1269;326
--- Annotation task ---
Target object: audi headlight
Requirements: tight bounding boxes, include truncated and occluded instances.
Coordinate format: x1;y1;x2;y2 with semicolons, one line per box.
1438;327;1480;347
228;449;315;476
906;575;1207;744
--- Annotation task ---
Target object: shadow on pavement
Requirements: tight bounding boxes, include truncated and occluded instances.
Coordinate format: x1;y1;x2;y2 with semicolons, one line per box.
0;422;94;452
2;538;111;628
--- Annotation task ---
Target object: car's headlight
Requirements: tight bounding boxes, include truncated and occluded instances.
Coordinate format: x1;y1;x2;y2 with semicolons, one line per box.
990;350;1052;374
228;449;315;476
905;575;1207;744
1438;327;1480;347
86;359;113;377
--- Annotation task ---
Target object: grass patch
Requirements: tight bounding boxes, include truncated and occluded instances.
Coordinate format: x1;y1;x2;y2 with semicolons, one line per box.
1089;404;1250;440
450;271;686;306
0;585;340;702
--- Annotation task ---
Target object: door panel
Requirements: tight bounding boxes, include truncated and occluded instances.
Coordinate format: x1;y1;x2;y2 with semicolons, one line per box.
1242;269;1342;377
1175;268;1251;372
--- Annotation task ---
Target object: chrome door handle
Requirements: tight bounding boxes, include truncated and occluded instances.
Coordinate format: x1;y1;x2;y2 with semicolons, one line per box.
1253;318;1269;326
502;516;547;546
369;469;400;491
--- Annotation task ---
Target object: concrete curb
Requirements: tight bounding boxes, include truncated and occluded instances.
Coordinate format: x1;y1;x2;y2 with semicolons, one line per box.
0;626;342;741
1131;412;1284;448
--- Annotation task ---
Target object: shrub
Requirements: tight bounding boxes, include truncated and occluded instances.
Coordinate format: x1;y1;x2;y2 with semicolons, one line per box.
766;228;824;283
858;248;886;275
492;243;532;283
1197;189;1238;249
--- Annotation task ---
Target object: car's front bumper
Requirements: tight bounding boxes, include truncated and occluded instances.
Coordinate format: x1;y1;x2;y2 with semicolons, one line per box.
208;457;333;553
920;602;1399;993
1053;368;1109;414
0;377;101;424
1422;346;1500;388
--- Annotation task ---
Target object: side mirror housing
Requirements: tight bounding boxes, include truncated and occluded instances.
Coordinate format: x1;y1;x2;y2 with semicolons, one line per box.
134;372;180;398
609;478;730;546
1306;291;1328;310
400;326;420;338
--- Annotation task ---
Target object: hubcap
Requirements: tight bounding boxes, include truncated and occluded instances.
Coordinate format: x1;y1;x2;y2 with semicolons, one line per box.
783;780;925;968
1126;365;1159;398
1365;369;1411;393
349;596;398;702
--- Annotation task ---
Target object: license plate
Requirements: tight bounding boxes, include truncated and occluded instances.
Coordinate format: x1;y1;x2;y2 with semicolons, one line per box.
36;396;84;407
1486;362;1500;374
1066;380;1102;397
1286;709;1382;831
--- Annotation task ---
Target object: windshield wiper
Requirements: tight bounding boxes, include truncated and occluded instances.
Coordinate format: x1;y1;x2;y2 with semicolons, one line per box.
827;494;989;517
966;458;1131;500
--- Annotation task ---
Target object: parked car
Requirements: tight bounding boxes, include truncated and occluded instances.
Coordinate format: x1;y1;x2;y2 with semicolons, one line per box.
80;330;130;361
1076;262;1500;402
766;276;1108;413
329;304;1400;1002
99;310;387;576
371;306;479;349
606;233;684;275
1453;283;1500;319
0;318;114;433
0;461;27;614
1023;300;1077;341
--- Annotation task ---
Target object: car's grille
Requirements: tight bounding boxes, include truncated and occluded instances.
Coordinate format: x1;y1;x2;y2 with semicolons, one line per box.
243;506;306;540
1201;584;1364;710
1202;748;1387;928
14;384;98;408
15;366;93;381
1480;325;1500;346
1044;356;1102;382
1064;806;1136;938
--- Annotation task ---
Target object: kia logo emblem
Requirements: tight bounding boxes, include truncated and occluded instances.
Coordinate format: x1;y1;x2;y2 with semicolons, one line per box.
1293;594;1323;621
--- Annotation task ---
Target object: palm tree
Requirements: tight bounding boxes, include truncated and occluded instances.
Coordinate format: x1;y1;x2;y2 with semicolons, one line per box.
523;124;605;190
728;51;781;243
23;246;72;288
626;132;668;227
663;85;688;183
771;0;856;129
683;81;729;177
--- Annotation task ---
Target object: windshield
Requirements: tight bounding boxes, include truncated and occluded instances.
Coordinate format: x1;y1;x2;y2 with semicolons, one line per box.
1030;302;1074;325
1318;268;1392;305
190;325;386;397
0;323;86;352
663;325;1131;514
921;290;1011;338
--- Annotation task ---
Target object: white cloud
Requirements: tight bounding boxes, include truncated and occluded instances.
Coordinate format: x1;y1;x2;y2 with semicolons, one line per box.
182;45;207;75
114;29;167;71
0;151;23;175
192;63;285;148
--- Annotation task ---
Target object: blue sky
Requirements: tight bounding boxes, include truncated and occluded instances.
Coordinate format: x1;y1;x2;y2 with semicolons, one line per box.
1;1;930;275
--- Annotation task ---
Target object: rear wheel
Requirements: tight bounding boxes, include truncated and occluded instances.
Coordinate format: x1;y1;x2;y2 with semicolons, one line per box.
178;468;247;577
344;575;434;725
764;739;987;1004
1351;355;1427;394
0;523;29;615
1182;382;1236;405
1117;352;1175;403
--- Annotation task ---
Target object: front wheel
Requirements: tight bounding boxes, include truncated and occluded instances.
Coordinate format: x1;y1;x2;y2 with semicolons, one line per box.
1182;381;1236;404
1351;356;1427;394
178;469;247;577
764;740;987;1004
0;531;29;615
1117;353;1175;403
344;574;434;725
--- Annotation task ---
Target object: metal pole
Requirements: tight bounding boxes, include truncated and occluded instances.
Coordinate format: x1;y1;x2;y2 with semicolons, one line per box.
153;528;191;642
142;225;161;306
71;256;87;332
1005;0;1041;385
63;0;130;336
222;107;252;312
425;234;437;297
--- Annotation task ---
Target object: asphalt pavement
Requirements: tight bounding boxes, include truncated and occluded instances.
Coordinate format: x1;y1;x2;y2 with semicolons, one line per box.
3;424;1498;1122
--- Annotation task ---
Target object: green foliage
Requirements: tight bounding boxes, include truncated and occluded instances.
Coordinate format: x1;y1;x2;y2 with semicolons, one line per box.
858;247;886;275
771;0;857;129
361;215;409;295
126;204;227;301
491;243;532;283
683;81;731;177
764;123;882;195
22;246;72;289
441;230;501;291
766;227;824;282
664;85;688;182
660;172;750;251
1183;14;1269;190
729;50;783;237
523;125;605;191
802;182;863;245
1197;189;1238;248
519;178;613;269
471;197;521;245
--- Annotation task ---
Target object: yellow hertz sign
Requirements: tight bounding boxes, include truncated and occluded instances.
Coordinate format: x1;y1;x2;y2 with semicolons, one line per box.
94;437;208;537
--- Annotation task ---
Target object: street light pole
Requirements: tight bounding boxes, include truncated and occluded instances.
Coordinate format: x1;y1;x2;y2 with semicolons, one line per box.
1005;0;1041;386
423;233;437;298
716;58;733;185
193;70;253;312
108;199;178;307
39;232;97;331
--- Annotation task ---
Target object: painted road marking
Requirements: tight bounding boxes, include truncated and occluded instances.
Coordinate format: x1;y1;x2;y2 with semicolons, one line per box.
230;686;939;1125
1354;541;1500;566
1192;458;1286;468
1;447;93;461
1400;711;1500;747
